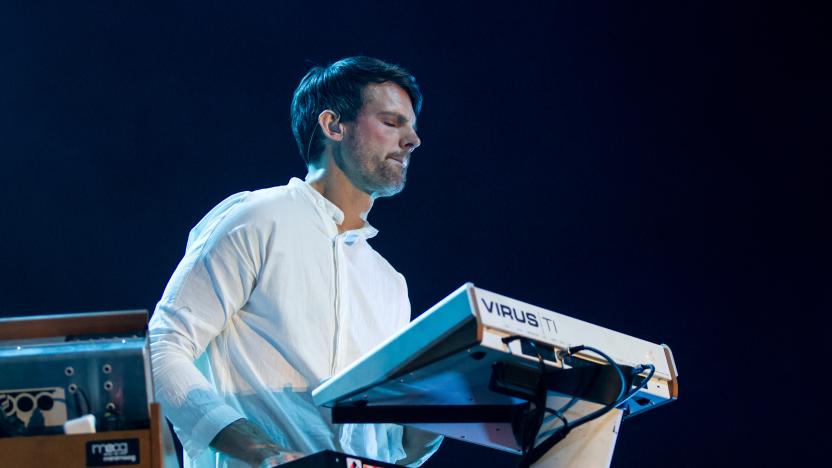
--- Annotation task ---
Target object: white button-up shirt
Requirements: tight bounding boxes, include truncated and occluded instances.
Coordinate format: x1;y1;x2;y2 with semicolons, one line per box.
149;178;411;467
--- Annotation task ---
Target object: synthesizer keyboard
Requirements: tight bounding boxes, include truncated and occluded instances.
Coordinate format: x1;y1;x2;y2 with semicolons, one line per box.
312;283;678;454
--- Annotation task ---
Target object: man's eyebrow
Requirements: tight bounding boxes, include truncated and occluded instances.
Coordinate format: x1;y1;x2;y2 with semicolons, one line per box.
377;111;417;131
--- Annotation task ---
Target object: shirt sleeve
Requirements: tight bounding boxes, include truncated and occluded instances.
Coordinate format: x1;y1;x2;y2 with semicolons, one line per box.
149;192;265;460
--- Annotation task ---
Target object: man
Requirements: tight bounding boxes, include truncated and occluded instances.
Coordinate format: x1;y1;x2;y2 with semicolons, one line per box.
149;57;441;467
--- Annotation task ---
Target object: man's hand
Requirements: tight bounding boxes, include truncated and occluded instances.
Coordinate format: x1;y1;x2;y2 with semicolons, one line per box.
210;418;304;467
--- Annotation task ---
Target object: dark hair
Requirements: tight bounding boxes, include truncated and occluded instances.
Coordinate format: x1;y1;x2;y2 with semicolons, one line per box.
291;56;422;164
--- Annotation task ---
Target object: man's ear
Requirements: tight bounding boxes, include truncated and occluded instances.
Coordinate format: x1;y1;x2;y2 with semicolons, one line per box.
318;110;343;141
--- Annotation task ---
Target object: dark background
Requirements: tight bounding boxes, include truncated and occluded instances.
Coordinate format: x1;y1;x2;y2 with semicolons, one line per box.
1;1;828;466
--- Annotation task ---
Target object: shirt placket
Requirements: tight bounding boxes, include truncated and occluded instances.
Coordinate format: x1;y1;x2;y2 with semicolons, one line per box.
330;231;362;374
330;232;349;375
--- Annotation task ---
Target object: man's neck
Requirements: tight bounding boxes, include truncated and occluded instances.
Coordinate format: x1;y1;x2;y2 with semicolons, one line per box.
305;159;373;233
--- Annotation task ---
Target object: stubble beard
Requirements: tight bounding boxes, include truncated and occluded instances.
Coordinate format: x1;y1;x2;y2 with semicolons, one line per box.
336;140;408;199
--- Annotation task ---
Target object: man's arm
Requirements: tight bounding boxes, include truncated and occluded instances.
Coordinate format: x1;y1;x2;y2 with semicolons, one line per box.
210;418;303;467
149;193;292;463
397;427;443;467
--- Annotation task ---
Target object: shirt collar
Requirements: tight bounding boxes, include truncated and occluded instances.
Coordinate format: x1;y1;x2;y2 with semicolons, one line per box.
288;178;379;240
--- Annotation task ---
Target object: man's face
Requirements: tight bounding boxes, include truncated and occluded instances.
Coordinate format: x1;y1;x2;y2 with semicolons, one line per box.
334;82;421;198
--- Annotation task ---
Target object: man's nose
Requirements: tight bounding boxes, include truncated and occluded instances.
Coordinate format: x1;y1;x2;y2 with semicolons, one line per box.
402;129;421;152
